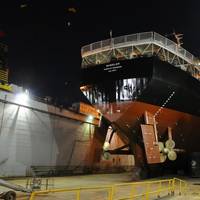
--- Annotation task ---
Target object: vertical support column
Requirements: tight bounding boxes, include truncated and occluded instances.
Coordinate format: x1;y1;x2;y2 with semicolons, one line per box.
171;178;175;195
130;184;135;199
168;127;172;140
157;181;161;198
76;190;80;200
108;186;114;200
179;181;182;195
145;183;150;200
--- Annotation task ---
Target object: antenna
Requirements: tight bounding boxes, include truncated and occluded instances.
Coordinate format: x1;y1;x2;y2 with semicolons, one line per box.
109;30;113;39
173;31;183;47
109;29;113;49
109;30;116;58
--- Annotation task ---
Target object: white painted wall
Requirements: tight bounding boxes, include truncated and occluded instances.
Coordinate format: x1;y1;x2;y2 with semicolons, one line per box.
0;90;93;177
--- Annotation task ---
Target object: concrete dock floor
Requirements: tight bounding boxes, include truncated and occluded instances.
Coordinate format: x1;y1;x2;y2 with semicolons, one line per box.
0;173;199;199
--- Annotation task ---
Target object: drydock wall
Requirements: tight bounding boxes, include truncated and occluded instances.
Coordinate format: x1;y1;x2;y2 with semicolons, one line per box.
0;89;96;177
0;88;134;177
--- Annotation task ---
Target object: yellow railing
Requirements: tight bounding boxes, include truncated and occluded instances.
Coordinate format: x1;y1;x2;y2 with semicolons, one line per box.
29;185;113;200
29;177;187;200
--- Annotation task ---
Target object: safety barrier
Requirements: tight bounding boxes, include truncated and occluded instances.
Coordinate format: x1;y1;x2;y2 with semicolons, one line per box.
29;177;187;200
81;32;196;65
81;31;200;81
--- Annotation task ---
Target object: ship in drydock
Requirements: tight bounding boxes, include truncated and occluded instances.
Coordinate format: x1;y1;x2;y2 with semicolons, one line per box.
80;31;200;177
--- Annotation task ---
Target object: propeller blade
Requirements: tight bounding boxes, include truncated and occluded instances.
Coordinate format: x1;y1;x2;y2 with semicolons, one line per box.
102;151;110;160
168;150;177;161
158;142;164;152
165;139;175;150
103;142;110;151
160;153;167;163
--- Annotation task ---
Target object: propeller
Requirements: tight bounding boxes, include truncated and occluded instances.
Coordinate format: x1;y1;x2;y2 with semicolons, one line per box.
103;141;110;151
158;139;177;162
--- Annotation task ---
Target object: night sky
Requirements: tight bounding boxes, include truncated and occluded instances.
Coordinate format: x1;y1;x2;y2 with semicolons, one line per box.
0;0;199;106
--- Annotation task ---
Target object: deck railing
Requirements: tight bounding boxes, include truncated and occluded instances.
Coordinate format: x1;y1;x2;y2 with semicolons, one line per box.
81;32;197;65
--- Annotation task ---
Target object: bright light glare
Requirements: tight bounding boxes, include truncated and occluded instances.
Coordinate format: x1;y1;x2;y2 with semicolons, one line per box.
86;115;94;123
16;92;29;104
87;115;94;121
